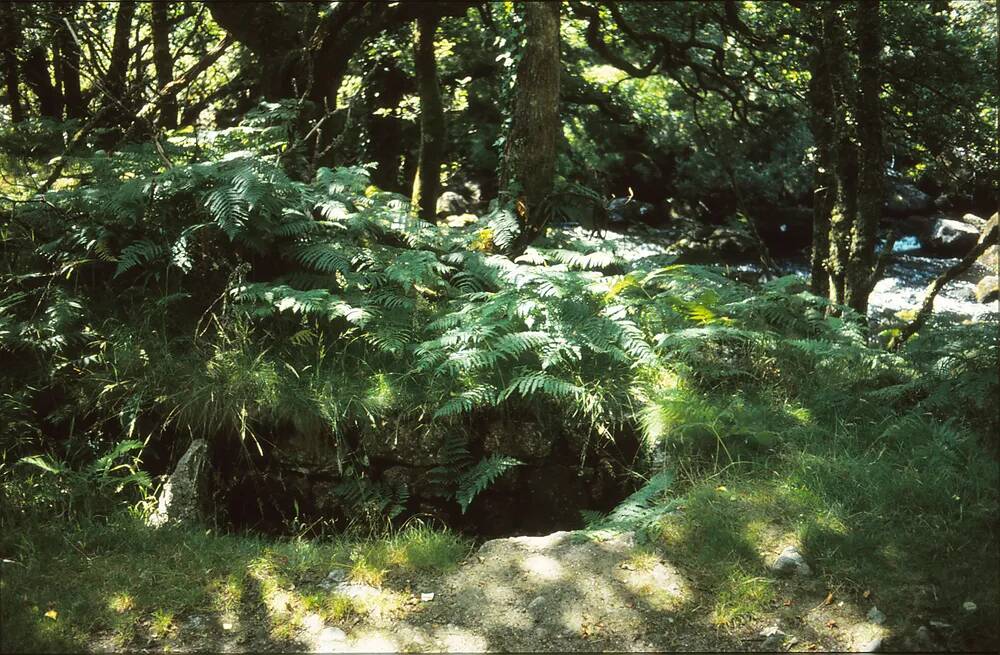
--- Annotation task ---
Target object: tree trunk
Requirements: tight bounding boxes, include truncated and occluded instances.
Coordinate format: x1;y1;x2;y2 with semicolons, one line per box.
366;62;409;191
56;5;85;119
152;1;177;129
807;5;837;298
845;0;883;315
504;1;561;256
23;46;62;120
1;0;24;122
822;5;856;308
106;0;137;107
411;15;446;221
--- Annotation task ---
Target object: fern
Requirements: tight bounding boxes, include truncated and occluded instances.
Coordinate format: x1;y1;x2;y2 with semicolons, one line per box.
456;455;522;514
584;469;676;534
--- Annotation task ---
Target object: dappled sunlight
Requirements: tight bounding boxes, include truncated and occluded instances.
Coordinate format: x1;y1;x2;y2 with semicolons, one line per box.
520;554;564;581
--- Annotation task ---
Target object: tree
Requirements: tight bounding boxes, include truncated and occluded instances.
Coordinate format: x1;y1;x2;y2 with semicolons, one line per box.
0;0;24;122
151;1;177;129
106;1;136;109
504;1;561;256
55;4;85;120
22;45;61;120
411;14;446;221
808;0;886;316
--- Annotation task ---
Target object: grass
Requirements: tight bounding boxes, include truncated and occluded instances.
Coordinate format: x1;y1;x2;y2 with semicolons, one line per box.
0;514;471;653
630;396;999;648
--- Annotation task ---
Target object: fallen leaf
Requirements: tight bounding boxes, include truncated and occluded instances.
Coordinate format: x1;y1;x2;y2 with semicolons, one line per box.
826;620;838;629
863;590;871;599
44;610;58;620
823;592;834;605
783;599;793;607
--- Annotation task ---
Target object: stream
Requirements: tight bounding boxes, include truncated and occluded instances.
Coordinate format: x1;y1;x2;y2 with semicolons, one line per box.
554;225;998;323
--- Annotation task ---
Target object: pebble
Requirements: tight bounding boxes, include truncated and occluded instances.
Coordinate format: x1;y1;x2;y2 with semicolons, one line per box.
867;606;886;625
770;546;811;576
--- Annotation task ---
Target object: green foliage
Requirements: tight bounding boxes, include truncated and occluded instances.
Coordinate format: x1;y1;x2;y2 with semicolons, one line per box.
456;455;522;514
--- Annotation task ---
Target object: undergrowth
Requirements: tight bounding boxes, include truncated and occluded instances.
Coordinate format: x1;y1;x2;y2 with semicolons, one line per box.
1;114;997;650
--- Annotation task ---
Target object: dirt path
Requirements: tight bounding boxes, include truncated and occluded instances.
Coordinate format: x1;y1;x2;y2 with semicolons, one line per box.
96;530;899;653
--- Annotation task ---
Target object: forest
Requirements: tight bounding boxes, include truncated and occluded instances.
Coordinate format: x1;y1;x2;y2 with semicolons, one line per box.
0;1;997;652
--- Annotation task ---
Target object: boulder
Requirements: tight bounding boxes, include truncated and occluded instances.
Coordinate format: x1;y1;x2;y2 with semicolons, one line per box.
436;191;469;216
885;179;932;217
976;245;998;271
895;215;935;242
925;218;979;256
148;439;210;528
960;213;987;230
974;276;998;303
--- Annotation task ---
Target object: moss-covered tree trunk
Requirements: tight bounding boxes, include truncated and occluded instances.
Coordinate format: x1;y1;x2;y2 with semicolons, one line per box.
845;0;883;315
807;4;836;298
152;1;177;129
822;5;857;309
0;1;23;122
411;14;445;221
505;1;560;256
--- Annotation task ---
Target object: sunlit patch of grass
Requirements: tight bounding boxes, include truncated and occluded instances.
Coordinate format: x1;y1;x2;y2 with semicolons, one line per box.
711;568;775;627
300;592;360;622
149;609;175;639
624;548;660;572
109;593;135;614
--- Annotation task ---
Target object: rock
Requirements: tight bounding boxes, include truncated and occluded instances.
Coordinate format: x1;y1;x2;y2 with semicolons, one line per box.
361;428;452;466
895;215;935;242
974;276;998;303
317;626;347;643
333;582;381;602
925;217;979;256
885;179;932;216
859;636;883;652
760;626;787;650
301;613;324;633
148;439;209;528
482;420;553;460
961;213;987;229
770;546;811;576
867;606;886;625
437;191;469;216
976;244;998;271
